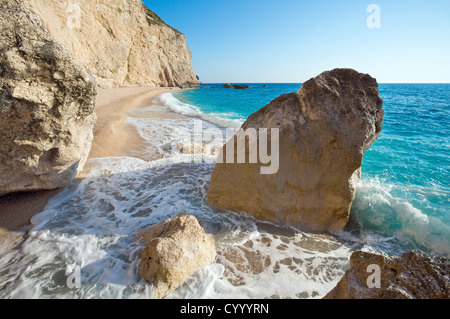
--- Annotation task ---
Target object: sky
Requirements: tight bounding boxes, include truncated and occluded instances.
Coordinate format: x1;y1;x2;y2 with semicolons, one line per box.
144;0;450;83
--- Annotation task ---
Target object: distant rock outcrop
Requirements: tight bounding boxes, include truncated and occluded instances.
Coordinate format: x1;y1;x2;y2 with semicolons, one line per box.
26;0;200;88
324;250;450;299
223;84;250;89
137;214;216;299
207;69;384;232
0;0;97;196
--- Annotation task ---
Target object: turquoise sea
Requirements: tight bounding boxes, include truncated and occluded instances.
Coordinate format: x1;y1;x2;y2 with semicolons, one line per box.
0;83;448;299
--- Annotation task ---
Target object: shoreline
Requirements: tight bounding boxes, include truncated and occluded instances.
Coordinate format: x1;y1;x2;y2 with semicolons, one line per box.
0;86;180;252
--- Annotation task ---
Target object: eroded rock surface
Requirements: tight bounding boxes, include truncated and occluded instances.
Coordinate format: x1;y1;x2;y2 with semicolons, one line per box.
0;0;97;196
137;214;216;299
27;0;200;88
207;69;384;232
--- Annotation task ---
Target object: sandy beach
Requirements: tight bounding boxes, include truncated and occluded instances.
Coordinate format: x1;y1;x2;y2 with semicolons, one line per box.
0;86;178;251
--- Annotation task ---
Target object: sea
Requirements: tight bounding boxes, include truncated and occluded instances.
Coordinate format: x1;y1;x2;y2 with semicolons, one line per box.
0;83;448;299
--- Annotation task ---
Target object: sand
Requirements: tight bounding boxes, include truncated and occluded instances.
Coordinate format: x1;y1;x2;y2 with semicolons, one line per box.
0;86;178;250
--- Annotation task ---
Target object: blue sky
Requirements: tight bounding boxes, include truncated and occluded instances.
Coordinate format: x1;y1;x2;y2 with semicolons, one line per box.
144;0;450;83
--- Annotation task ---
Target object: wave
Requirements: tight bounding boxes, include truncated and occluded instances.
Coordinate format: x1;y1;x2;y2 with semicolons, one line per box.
156;93;245;129
351;177;450;257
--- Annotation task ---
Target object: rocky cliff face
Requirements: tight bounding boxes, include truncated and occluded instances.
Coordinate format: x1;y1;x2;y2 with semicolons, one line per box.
0;0;97;196
207;69;384;232
26;0;200;88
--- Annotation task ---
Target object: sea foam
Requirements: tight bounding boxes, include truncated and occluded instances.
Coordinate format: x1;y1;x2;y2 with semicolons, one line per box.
157;93;245;129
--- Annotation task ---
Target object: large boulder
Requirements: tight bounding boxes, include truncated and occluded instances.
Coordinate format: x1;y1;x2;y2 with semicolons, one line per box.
137;214;216;299
0;0;97;196
324;250;450;299
207;69;384;232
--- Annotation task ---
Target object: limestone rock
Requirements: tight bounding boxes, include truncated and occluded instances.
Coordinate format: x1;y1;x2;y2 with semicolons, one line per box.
207;69;384;232
0;0;97;196
324;250;450;299
26;0;200;88
137;214;216;299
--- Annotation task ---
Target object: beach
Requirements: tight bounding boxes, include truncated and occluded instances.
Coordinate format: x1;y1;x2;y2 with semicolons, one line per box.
0;86;179;254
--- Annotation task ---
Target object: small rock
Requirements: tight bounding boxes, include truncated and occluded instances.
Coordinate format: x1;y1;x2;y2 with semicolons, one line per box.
137;214;216;299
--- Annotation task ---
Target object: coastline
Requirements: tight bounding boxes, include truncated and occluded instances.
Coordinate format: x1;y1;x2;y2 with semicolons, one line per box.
0;86;180;253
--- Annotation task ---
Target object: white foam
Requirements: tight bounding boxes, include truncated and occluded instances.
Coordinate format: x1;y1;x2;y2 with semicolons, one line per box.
0;156;357;299
156;93;245;129
352;177;450;257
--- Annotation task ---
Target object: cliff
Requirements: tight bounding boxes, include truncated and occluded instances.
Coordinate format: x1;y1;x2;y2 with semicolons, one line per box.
26;0;200;88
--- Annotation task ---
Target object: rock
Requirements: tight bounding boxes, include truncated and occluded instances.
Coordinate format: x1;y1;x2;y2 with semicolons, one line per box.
0;0;97;196
137;214;216;299
324;250;450;299
207;69;384;232
26;0;200;88
233;85;250;89
223;84;250;89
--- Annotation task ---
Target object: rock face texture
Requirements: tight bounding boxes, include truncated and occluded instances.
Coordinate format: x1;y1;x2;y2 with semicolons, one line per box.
324;250;450;299
137;214;216;299
207;69;384;232
0;0;97;196
26;0;200;88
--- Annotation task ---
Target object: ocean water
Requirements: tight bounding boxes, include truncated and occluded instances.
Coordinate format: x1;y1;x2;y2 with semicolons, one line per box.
0;83;448;299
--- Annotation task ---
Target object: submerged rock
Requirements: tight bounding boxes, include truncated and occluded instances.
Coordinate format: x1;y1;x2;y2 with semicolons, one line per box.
137;214;216;299
324;250;450;299
207;69;384;232
0;0;97;196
